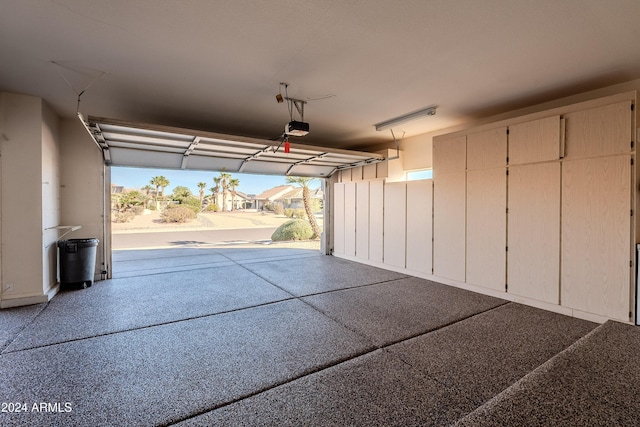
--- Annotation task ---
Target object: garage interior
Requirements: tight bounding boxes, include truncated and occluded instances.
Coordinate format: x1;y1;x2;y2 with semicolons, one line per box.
3;1;640;424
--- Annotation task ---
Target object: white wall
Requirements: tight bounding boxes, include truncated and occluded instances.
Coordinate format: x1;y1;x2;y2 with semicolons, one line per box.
0;92;61;307
42;102;60;294
59;119;109;281
0;92;108;308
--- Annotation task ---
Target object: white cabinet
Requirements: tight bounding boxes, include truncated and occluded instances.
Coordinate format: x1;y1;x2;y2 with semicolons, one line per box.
561;155;632;321
406;180;433;274
507;163;560;303
383;182;406;268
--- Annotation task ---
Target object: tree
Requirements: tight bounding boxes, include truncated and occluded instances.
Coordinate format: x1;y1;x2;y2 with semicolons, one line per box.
212;176;222;208
150;176;170;199
228;178;240;210
171;186;192;203
197;182;207;207
158;176;170;198
286;176;321;239
219;172;232;212
150;176;162;201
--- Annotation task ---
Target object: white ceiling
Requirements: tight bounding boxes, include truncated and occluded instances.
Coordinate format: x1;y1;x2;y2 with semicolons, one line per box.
2;0;640;150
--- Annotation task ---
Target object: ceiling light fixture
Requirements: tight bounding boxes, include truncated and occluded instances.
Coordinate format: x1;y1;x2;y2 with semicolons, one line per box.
374;106;437;131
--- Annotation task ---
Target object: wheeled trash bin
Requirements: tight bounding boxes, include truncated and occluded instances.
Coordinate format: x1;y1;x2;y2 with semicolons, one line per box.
58;238;99;289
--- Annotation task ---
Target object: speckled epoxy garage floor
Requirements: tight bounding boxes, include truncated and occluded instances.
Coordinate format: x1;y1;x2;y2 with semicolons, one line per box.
1;247;640;426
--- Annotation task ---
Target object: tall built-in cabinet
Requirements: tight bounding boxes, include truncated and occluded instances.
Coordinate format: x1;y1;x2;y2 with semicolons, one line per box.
465;128;507;291
333;93;636;323
433;135;466;282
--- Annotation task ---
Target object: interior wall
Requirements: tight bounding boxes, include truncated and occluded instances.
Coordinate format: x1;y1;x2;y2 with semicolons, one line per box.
41;101;60;294
0;92;55;307
59;119;109;281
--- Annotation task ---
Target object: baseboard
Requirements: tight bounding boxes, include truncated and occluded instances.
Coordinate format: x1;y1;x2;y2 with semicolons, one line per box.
332;253;621;325
1;283;59;309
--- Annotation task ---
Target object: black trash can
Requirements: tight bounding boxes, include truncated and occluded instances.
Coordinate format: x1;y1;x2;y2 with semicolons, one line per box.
58;238;99;289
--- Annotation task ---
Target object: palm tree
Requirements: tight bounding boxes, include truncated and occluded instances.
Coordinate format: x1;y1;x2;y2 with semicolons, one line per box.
286;176;321;239
141;185;154;208
157;176;170;198
219;172;232;212
150;176;162;201
197;182;207;207
228;178;240;210
212;176;222;209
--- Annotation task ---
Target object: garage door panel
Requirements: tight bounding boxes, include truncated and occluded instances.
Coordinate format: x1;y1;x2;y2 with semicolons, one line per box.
109;148;183;169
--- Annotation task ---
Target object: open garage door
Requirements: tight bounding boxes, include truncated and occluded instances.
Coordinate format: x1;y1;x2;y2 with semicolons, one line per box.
79;115;385;177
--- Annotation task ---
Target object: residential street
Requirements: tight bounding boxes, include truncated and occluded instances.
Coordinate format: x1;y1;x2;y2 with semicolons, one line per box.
111;210;323;250
112;227;278;249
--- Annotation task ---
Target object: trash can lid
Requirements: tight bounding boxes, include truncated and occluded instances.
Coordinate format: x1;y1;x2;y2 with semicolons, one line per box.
57;238;99;247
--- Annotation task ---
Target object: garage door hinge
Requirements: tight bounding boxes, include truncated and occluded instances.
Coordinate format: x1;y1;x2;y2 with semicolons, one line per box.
506;170;509;176
505;283;508;291
630;260;633;268
505;246;508;252
506;207;509;214
631;157;634;165
632;141;635;150
631;209;634;217
631;103;635;111
506;156;509;163
506;129;510;135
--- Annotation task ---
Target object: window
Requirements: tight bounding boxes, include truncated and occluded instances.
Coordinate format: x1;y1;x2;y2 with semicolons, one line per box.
406;169;433;181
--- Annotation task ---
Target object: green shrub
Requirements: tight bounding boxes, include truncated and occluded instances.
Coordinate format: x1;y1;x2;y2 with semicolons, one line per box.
161;206;196;223
205;203;220;212
294;209;306;219
271;219;314;241
272;203;284;215
284;208;294;218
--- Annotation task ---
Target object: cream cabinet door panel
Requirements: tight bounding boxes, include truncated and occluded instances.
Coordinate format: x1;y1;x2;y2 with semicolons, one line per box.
333;183;345;255
369;180;384;263
564;101;632;160
507;163;560;303
434;172;466;282
406;180;433;274
344;182;356;257
433;135;466;176
383;182;407;268
355;181;370;260
508;116;560;165
467;127;507;170
561;155;631;321
466;168;506;291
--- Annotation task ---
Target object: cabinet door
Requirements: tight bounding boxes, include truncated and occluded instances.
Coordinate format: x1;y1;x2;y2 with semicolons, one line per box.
384;182;406;268
433;135;466;176
344;182;356;256
433;171;466;282
333;183;345;255
406;180;433;274
561;155;631;320
508;116;561;165
466;168;506;291
355;181;370;260
369;180;384;263
563;100;632;160
467;127;507;170
507;163;560;303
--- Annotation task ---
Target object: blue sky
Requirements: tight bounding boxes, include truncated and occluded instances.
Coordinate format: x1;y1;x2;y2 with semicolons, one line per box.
111;166;293;196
